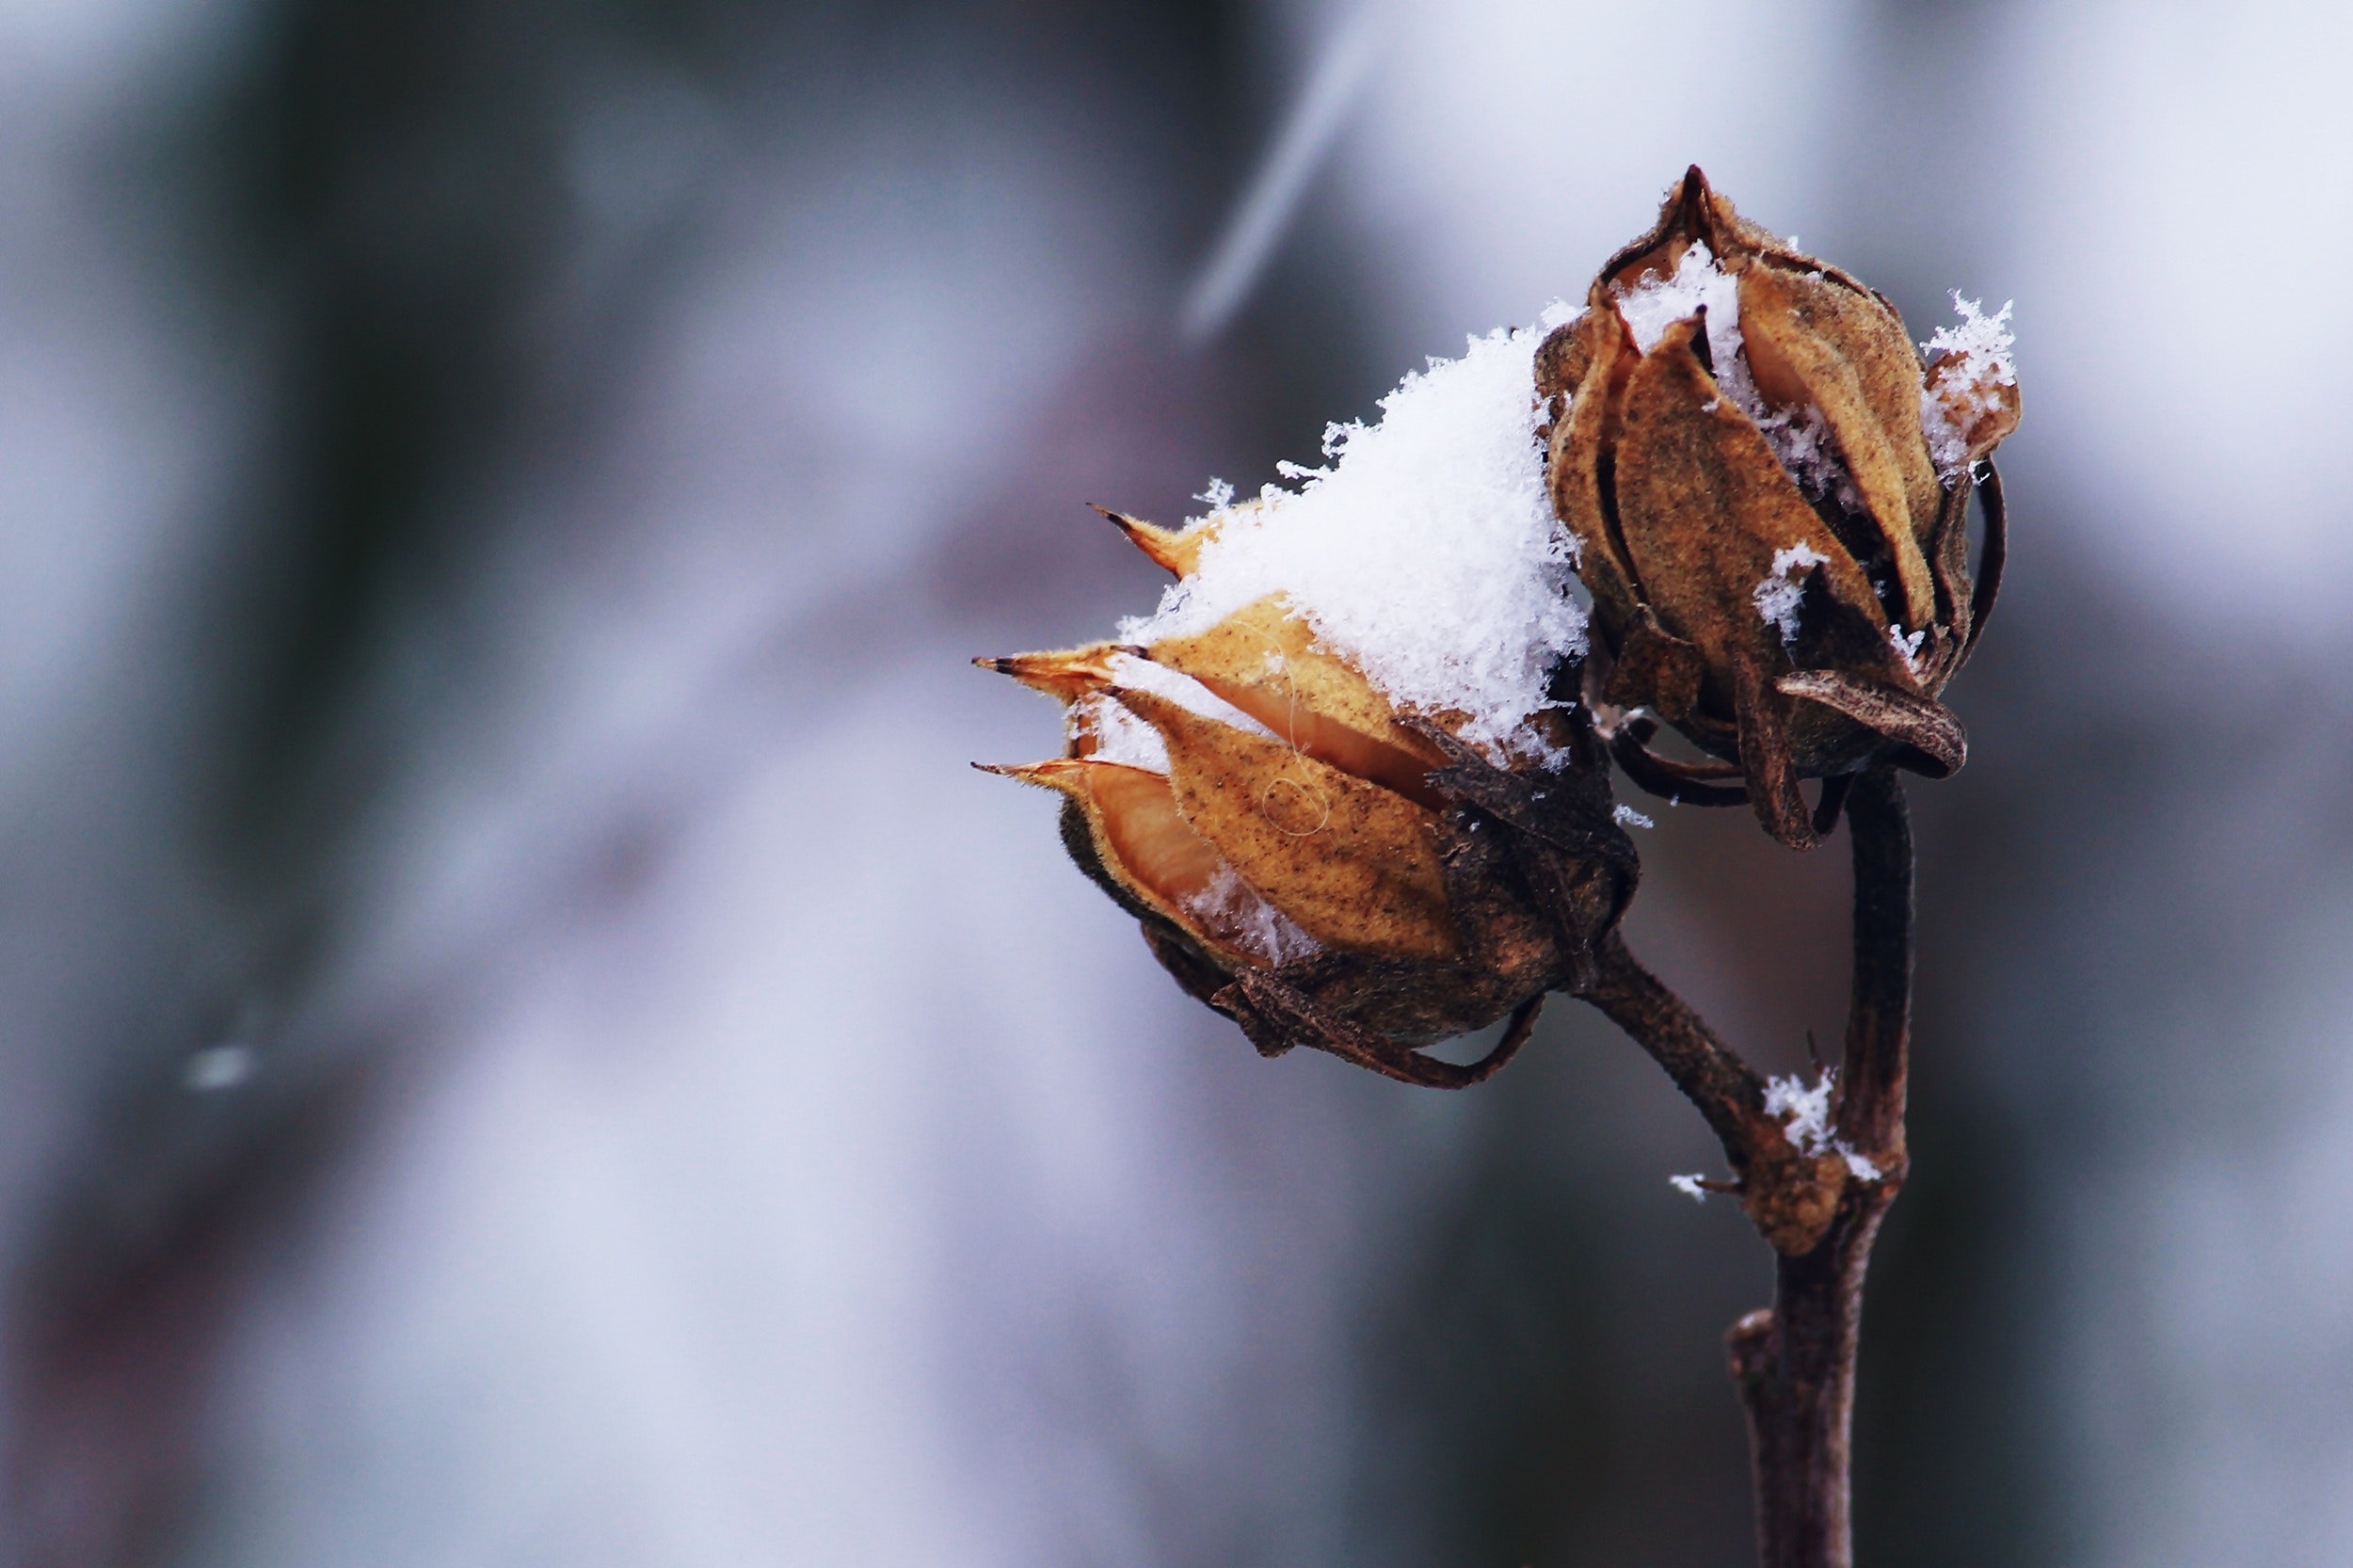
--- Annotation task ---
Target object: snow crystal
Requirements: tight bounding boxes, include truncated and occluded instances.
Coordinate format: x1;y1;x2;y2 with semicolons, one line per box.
1753;542;1828;647
1195;476;1236;510
1181;863;1321;966
1887;622;1927;676
1919;294;2016;479
1615;241;1742;359
1614;245;1854;507
1072;692;1171;773
1762;1069;1837;1156
1613;803;1655;829
1669;1174;1709;1203
1763;1067;1883;1182
1124;320;1586;763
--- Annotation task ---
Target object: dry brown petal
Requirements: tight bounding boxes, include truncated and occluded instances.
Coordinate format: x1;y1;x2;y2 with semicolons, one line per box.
1545;306;1643;632
1144;595;1448;810
1923;354;2023;469
987;756;1287;964
1611;316;1891;681
1110;684;1461;963
1736;264;1941;627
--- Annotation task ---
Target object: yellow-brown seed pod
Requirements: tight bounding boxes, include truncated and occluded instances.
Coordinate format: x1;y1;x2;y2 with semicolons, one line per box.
1540;167;2019;847
980;537;1637;1087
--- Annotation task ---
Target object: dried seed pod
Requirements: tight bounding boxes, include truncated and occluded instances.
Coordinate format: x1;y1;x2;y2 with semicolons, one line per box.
981;578;1636;1088
982;319;1648;1084
1541;167;2019;847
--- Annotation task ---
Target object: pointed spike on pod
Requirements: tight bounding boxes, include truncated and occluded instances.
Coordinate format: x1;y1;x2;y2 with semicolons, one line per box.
1089;503;1204;578
975;644;1135;702
1649;166;1711;253
971;760;1070;787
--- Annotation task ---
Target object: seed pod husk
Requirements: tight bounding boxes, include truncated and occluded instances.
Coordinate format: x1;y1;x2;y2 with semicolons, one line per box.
981;537;1636;1086
1541;167;2019;846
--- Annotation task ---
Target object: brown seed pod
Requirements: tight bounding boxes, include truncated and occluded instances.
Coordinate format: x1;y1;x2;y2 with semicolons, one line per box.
1541;166;2019;847
980;528;1637;1087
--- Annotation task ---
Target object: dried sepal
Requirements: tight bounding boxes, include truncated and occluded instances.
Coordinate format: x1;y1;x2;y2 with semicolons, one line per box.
1776;671;1967;779
982;757;1313;968
1144;595;1449;810
1545;306;1643;633
1091;495;1268;578
1611;316;1893;685
1091;504;1200;577
1735;265;1940;626
1214;968;1544;1089
1599;608;1706;722
1108;684;1459;964
1593;164;1795;300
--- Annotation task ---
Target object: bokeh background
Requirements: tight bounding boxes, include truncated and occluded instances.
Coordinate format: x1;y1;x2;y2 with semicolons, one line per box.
5;0;2351;1563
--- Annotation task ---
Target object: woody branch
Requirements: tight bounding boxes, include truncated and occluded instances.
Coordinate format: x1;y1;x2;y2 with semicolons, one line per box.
1572;764;1913;1568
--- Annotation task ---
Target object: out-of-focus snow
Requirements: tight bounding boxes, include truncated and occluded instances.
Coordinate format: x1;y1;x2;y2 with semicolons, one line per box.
1330;0;1857;348
2004;0;2353;625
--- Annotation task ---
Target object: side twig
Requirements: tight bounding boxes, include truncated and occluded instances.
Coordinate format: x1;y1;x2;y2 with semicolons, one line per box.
1577;931;1765;1162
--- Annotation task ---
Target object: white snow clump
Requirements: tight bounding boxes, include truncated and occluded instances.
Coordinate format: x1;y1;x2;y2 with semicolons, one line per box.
1763;1069;1838;1154
1125;308;1588;763
1072;690;1171;773
1762;1067;1884;1185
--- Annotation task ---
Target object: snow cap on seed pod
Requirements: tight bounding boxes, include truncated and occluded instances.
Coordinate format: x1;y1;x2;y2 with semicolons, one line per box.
979;328;1639;1086
1538;167;2019;848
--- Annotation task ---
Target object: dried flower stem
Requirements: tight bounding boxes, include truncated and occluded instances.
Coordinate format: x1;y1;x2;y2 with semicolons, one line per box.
1574;767;1913;1568
1577;934;1766;1166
